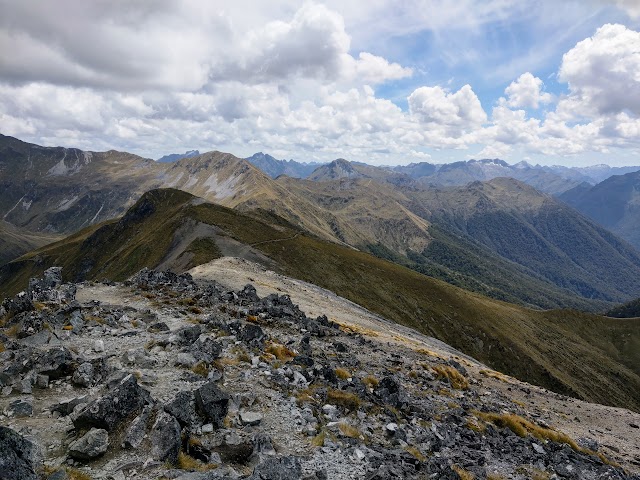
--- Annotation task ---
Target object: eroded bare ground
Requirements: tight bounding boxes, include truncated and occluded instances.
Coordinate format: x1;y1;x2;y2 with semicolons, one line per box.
0;261;638;480
190;257;640;473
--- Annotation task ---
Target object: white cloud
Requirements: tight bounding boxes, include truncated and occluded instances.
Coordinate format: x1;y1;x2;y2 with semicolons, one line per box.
504;73;552;109
408;85;487;130
559;23;640;116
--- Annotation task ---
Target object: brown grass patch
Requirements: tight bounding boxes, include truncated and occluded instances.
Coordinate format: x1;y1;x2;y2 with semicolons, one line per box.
473;411;617;466
405;446;426;462
335;367;351;380
191;361;210;377
177;451;217;471
451;465;475;480
338;422;361;439
362;375;379;388
433;365;469;390
265;342;296;362
327;388;361;411
311;429;326;447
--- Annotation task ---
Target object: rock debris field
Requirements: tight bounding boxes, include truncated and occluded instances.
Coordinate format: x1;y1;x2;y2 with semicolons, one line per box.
0;264;639;480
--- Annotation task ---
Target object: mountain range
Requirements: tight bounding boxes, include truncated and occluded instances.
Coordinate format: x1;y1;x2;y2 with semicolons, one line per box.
1;188;639;414
3;134;640;312
560;170;640;250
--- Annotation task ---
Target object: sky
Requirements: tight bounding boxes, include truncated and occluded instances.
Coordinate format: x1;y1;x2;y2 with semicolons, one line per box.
2;1;640;166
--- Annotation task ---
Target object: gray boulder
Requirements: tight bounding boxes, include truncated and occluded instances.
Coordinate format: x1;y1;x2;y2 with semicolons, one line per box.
195;381;230;428
72;362;94;387
0;426;43;480
73;374;151;431
150;411;181;464
68;428;109;460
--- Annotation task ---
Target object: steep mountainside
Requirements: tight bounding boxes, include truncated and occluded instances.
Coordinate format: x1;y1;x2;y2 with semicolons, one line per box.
1;188;640;414
406;178;640;304
0;221;60;265
0;134;165;234
246;152;322;178
559;170;640;250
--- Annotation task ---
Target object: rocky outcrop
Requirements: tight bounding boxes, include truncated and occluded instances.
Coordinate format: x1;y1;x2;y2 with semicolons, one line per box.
0;268;639;480
0;426;42;480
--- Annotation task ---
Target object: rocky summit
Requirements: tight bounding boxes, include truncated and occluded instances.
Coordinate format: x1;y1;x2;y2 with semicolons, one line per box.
0;266;639;480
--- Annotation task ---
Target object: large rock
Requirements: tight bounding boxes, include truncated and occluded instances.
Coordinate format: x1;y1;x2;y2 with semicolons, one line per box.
150;411;181;464
68;428;109;461
34;346;76;380
165;390;202;430
374;376;410;410
123;406;152;449
249;456;301;480
0;426;43;480
194;381;230;428
1;292;34;320
73;374;151;431
28;267;76;304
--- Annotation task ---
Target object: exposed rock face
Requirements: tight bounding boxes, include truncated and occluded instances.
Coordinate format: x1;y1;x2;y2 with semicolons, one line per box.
0;426;42;480
0;268;639;480
72;374;151;431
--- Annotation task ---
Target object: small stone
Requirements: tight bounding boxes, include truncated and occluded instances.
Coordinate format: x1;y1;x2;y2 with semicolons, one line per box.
240;411;263;426
532;443;545;454
93;340;105;353
385;422;398;433
68;428;109;460
72;362;94;388
8;398;33;418
202;423;214;433
35;375;49;389
354;448;366;461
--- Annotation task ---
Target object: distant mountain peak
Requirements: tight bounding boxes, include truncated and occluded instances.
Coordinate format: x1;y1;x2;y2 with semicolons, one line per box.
157;150;200;163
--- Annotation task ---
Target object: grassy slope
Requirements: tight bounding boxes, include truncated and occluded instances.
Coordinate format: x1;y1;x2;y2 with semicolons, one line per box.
1;189;639;412
0;222;61;265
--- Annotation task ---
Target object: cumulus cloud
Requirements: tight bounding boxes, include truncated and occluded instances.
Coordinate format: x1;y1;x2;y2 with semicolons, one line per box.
408;85;487;130
504;73;552;109
559;23;640;116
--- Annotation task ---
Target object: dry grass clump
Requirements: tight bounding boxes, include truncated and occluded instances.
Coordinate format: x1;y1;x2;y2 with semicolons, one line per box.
311;429;326;447
191;361;211;377
480;369;510;382
327;388;361;411
473;411;617;466
338;324;379;337
451;465;475;480
405;445;426;462
265;342;296;362
515;466;551;480
4;324;20;337
362;375;379;388
334;367;351;380
177;451;217;471
433;365;469;390
64;467;93;480
338;422;362;439
0;341;5;353
188;306;203;314
295;386;319;405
